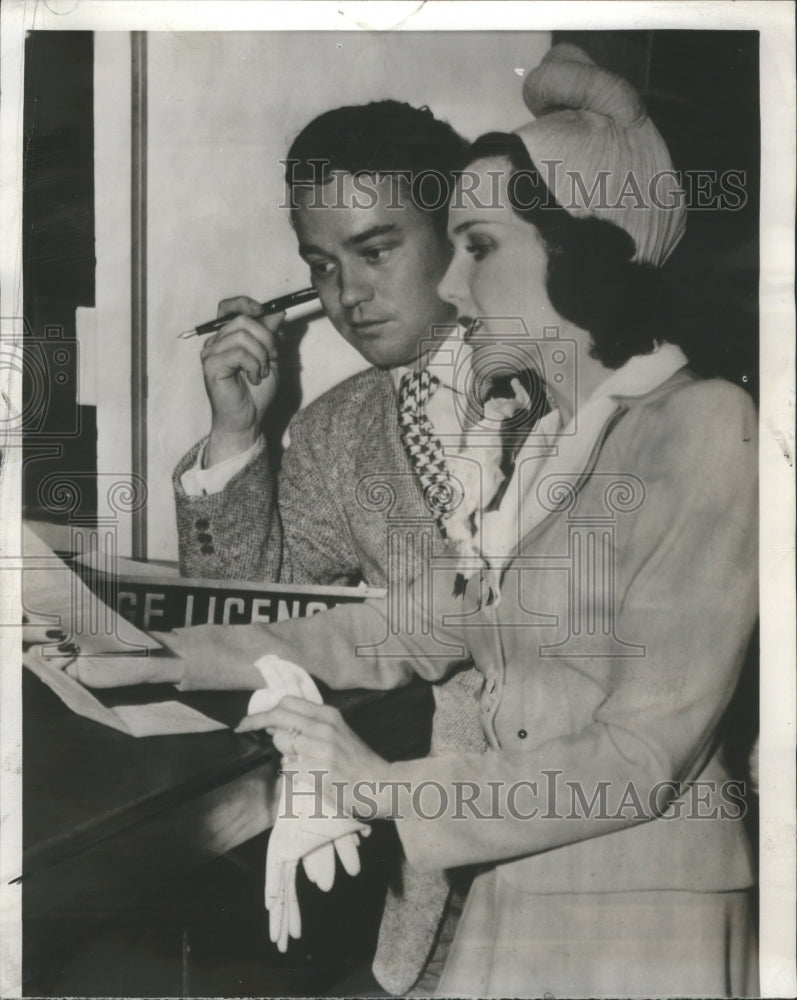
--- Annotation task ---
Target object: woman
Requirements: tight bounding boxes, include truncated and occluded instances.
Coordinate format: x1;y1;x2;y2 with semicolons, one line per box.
235;45;758;997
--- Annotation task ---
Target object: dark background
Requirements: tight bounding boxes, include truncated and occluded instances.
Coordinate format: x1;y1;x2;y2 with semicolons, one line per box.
23;31;96;522
556;30;760;398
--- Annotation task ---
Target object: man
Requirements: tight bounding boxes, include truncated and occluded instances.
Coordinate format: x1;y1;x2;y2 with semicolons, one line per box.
176;101;463;585
172;101;486;994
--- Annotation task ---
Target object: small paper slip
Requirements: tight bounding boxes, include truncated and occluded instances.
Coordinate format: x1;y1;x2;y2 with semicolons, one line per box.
23;647;226;737
22;521;162;655
110;701;226;737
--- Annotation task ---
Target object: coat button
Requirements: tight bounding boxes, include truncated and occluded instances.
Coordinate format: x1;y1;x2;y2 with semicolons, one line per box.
198;532;212;543
517;729;528;739
195;518;209;530
201;543;215;555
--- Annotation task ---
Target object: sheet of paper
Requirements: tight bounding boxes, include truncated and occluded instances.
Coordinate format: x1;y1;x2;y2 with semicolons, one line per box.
21;526;224;736
23;647;132;735
23;647;227;737
23;521;162;655
111;701;226;737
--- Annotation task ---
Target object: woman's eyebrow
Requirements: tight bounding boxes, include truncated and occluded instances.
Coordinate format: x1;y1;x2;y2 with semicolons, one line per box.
451;219;508;235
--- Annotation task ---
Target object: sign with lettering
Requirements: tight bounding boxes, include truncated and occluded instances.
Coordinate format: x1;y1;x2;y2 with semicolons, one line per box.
73;566;380;633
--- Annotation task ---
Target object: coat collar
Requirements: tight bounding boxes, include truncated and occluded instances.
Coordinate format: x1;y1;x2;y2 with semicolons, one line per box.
598;342;689;403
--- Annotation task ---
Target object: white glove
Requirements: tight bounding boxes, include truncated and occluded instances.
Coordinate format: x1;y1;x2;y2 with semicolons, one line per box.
249;653;324;711
250;655;370;952
265;773;370;951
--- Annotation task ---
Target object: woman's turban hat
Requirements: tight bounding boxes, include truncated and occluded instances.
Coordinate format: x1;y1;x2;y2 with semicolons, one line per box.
515;44;686;266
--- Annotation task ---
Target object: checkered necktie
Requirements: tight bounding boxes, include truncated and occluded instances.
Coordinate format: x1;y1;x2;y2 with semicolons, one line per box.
398;370;454;533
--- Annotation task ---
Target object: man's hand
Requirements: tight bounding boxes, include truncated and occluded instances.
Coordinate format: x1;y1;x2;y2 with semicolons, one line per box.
201;296;286;467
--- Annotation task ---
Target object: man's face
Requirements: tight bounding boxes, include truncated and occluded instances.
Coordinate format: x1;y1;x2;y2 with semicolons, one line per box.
293;173;456;368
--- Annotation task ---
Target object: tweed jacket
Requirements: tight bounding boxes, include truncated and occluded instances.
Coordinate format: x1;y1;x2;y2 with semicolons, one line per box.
173;366;485;993
177;366;450;586
178;370;758;990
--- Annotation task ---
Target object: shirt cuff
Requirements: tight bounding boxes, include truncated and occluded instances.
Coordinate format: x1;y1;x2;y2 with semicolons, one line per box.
180;436;265;496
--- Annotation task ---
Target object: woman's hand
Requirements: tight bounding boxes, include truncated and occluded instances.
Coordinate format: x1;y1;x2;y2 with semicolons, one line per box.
22;624;75;653
21;614;75;653
236;695;393;819
21;615;187;687
63;653;184;688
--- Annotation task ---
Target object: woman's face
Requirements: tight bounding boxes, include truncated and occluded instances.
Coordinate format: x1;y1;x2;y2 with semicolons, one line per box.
438;157;558;338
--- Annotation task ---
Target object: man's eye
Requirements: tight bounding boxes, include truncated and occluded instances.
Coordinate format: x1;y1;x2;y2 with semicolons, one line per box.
363;246;392;264
309;260;336;278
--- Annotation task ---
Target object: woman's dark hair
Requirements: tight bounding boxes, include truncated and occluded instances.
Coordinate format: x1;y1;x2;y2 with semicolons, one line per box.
466;132;670;369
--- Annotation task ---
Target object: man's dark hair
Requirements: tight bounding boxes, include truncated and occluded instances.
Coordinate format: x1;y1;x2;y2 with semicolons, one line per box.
284;100;468;230
467;132;671;369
